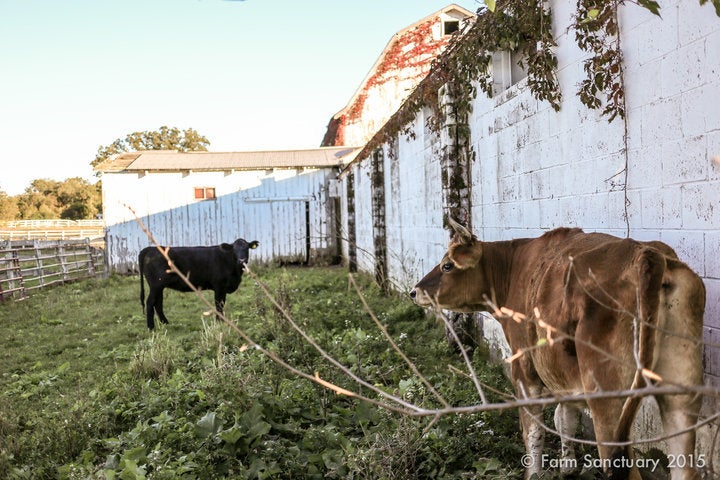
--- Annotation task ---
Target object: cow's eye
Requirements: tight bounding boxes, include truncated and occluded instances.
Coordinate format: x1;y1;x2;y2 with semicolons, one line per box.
441;262;454;273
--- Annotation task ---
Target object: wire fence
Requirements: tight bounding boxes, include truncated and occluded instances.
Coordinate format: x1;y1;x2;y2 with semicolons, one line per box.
0;238;107;302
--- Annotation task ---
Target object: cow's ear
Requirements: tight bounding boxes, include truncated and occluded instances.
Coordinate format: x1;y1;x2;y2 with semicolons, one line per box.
448;241;482;269
447;217;475;245
249;241;259;249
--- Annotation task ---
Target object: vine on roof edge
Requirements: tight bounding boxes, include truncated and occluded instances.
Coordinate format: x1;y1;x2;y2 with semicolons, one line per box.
352;0;718;166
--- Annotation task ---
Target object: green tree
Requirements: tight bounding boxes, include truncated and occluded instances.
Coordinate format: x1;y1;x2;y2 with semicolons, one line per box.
56;177;102;220
0;191;20;220
14;178;101;220
92;126;210;169
17;180;61;219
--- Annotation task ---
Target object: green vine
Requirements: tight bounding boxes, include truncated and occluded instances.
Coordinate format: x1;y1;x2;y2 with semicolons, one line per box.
350;0;559;163
574;0;625;121
344;0;720;169
460;0;561;110
574;0;719;122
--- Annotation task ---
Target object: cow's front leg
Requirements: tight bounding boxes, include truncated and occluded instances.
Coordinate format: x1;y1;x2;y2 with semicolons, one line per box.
214;291;226;321
520;404;545;479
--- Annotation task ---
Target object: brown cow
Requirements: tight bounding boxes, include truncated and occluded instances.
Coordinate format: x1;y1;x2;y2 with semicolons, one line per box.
411;220;705;480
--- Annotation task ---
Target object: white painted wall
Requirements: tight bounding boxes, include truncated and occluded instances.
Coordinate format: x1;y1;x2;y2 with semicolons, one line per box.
103;168;336;272
345;0;719;373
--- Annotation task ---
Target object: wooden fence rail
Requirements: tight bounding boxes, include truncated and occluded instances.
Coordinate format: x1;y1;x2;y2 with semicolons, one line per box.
0;238;107;302
0;229;106;242
0;219;105;242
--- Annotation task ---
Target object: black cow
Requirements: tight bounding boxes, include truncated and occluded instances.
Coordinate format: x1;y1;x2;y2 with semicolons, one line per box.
139;238;259;329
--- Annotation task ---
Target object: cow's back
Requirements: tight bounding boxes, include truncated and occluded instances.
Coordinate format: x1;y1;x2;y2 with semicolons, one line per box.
504;229;698;395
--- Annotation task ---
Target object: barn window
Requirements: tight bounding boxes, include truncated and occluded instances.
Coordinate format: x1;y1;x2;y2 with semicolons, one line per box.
194;187;216;200
443;20;459;35
491;50;528;96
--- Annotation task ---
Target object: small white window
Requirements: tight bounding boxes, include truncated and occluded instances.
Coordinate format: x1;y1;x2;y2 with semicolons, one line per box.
491;50;528;96
443;20;460;35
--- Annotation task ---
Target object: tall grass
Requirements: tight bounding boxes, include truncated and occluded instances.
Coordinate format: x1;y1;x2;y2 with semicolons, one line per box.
0;266;522;479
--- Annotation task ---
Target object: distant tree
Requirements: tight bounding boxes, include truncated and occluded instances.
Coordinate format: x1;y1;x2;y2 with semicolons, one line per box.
0;191;20;220
56;177;102;220
14;178;101;220
92;126;210;170
17;180;61;219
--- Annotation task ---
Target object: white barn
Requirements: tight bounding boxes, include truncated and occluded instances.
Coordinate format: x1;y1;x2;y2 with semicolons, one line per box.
96;147;358;273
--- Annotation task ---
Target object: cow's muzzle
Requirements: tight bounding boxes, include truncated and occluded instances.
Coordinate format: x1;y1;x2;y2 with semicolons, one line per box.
409;287;432;306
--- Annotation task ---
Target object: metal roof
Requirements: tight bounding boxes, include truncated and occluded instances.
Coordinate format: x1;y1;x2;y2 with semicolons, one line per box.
95;147;360;173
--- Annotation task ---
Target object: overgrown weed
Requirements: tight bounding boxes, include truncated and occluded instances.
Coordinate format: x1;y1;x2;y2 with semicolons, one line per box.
129;330;177;379
0;267;524;479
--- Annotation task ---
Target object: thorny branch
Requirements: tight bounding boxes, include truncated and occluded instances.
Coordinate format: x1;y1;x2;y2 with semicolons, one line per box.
129;206;423;415
130;209;720;455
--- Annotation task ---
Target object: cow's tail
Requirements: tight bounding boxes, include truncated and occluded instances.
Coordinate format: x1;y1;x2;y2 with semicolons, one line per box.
139;249;146;314
612;247;666;478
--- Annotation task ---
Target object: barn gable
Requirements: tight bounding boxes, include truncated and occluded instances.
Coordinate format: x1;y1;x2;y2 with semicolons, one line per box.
321;4;475;147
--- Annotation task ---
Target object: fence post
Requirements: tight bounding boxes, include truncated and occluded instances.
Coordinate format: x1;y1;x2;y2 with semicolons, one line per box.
85;238;96;276
33;240;45;288
0;249;7;302
6;249;27;300
57;242;69;282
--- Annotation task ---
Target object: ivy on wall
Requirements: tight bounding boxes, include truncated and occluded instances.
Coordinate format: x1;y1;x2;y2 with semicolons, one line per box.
349;0;558;164
339;0;720;285
574;0;625;121
346;0;720;172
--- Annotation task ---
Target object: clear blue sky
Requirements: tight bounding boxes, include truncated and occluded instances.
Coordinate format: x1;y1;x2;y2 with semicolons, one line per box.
0;0;480;195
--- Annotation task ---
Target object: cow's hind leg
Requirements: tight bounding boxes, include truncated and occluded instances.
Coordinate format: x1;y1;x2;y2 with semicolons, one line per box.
554;403;581;474
656;394;702;480
154;289;170;325
651;266;704;480
586;397;642;480
145;288;168;330
652;306;703;476
652;335;701;480
145;288;159;330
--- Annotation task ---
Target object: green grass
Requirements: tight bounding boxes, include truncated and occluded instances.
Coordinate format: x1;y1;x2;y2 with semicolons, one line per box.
0;266;525;479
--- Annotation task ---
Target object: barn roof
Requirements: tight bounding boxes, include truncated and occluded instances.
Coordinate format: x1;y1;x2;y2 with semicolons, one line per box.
95;147;360;173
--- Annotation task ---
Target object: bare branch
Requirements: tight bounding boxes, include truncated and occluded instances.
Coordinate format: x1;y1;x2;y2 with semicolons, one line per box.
127;205;720;457
347;273;450;408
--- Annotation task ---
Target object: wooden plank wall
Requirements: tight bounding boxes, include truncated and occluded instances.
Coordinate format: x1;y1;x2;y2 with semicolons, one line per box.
105;170;337;273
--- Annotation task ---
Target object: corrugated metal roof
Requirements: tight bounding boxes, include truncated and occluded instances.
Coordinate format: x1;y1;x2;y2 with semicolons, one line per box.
95;147;360;173
98;152;142;172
